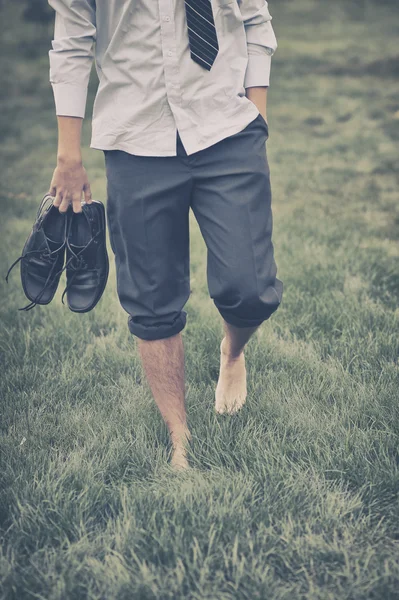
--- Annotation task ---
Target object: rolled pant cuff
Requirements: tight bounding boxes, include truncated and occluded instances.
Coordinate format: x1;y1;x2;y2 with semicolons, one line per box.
217;306;279;328
127;310;187;341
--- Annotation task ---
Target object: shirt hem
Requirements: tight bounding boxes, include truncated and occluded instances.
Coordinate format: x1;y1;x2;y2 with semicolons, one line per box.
89;104;261;157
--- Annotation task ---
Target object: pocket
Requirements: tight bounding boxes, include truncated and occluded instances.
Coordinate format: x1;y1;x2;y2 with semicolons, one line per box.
105;184;123;261
257;112;269;129
256;113;269;138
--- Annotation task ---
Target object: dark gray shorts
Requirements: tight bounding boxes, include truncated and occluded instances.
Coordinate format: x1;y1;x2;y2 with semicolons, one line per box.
104;113;283;341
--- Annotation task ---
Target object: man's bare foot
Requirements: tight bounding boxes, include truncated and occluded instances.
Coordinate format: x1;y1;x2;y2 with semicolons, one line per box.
170;428;192;470
170;446;190;470
215;337;247;414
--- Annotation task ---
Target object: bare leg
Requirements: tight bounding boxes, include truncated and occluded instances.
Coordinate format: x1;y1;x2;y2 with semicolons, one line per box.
136;332;191;470
215;320;260;414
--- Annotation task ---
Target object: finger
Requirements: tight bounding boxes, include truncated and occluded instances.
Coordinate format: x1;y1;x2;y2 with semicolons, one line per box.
83;183;93;204
58;191;70;214
53;189;62;209
48;184;56;198
72;192;83;214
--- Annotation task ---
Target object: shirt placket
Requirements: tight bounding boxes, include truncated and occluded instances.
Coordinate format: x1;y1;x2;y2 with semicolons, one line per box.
159;0;183;114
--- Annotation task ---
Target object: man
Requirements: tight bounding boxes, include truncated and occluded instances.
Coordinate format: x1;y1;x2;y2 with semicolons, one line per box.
47;0;283;470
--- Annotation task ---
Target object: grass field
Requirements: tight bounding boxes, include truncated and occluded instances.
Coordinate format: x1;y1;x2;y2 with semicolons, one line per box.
1;1;399;598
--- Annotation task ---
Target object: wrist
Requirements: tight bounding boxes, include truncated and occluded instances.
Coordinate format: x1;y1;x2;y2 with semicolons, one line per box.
57;153;82;167
245;86;268;115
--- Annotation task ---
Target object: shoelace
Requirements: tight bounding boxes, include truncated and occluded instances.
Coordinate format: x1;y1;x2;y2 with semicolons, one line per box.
5;243;67;311
4;194;65;310
59;228;103;306
5;198;103;311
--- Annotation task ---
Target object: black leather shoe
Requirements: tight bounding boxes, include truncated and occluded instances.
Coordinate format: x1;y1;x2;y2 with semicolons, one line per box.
5;194;69;310
61;200;109;313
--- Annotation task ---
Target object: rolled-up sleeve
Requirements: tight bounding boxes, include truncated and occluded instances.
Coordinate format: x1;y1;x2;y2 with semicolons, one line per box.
238;0;277;88
48;0;96;118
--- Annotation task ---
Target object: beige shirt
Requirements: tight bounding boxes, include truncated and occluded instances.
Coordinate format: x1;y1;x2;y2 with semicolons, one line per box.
48;0;277;156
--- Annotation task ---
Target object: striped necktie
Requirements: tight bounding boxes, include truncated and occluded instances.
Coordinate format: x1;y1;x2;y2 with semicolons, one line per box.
184;0;219;71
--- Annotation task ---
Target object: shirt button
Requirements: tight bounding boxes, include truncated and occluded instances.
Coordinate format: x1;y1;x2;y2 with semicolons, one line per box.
163;16;170;21
167;50;173;56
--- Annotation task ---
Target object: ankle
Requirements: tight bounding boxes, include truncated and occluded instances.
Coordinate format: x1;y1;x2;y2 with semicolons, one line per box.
220;337;244;361
171;424;191;448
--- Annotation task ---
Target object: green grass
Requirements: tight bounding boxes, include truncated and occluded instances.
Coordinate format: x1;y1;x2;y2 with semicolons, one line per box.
1;1;399;598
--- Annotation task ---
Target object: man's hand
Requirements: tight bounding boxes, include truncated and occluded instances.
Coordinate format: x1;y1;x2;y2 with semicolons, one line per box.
49;115;92;213
245;86;268;125
48;157;93;214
